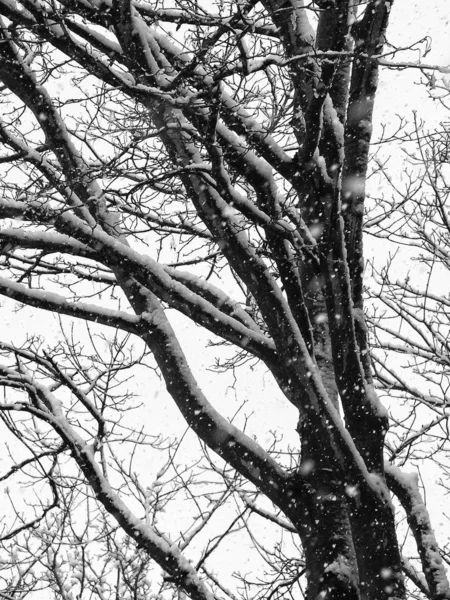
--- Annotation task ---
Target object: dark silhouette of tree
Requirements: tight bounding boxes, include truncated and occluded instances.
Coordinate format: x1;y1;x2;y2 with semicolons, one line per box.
0;2;449;600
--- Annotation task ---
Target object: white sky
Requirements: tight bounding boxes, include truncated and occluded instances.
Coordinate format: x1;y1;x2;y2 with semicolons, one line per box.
377;0;449;118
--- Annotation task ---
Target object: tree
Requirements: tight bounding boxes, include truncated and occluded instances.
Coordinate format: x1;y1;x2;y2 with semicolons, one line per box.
0;2;448;600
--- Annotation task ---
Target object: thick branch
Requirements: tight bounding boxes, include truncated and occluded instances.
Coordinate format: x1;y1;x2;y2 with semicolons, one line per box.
386;465;450;600
0;277;140;333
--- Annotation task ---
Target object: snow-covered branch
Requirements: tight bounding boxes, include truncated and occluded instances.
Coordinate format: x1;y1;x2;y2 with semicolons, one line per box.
0;277;140;333
0;367;218;600
386;465;450;600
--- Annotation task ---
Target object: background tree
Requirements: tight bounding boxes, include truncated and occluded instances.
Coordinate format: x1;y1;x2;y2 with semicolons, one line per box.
0;1;449;600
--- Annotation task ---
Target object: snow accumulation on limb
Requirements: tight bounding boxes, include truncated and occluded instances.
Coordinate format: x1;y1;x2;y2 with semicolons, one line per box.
0;24;121;230
219;92;294;177
70;0;312;370
52;211;277;361
0;341;105;425
0;0;186;107
0;223;266;353
261;0;315;57
209;123;316;349
136;274;396;519
165;267;264;335
147;29;294;178
0;367;218;600
108;3;309;359
50;204;380;484
135;3;279;37
0;119;72;195
0;27;85;179
341;0;391;306
0;228;98;260
120;23;289;192
3;3;282;372
0;277;140;334
0;0;390;502
385;464;450;600
130;288;290;502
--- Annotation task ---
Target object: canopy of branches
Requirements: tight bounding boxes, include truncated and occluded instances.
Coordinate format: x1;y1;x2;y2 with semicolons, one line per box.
0;2;449;600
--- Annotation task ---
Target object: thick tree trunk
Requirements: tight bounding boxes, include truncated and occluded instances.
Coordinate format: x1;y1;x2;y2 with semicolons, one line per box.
294;264;360;599
295;424;360;600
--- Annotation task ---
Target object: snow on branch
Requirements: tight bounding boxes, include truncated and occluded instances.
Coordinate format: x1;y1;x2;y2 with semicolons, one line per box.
386;464;450;600
0;228;98;259
212;51;450;80
130;288;291;502
0;277;140;333
0;367;218;600
165;267;264;335
52;211;278;361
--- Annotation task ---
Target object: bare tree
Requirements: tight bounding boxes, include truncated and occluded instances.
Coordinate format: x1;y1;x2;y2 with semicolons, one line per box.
0;2;449;600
